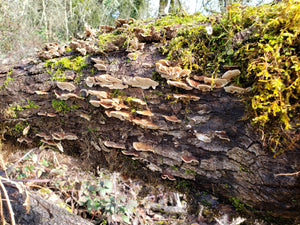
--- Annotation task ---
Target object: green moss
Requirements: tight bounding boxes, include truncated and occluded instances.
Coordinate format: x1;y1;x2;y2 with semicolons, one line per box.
0;69;14;90
160;1;299;154
230;197;252;212
51;100;79;113
45;56;87;82
8;100;39;118
14;123;25;133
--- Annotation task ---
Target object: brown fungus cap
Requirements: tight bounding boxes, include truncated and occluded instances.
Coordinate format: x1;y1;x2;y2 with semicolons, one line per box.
106;110;132;121
224;86;251;94
215;131;230;141
133;142;155;153
136;110;154;117
121;150;140;157
173;94;200;101
88;90;109;99
94;64;107;71
204;77;229;88
124;77;159;89
167;80;193;90
57;82;76;92
161;171;176;181
104;141;126;149
163;115;181;123
132;118;160;129
181;155;199;164
222;69;241;80
89;100;101;107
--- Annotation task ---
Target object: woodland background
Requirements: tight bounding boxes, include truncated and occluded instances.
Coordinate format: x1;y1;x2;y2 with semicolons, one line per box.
0;0;270;61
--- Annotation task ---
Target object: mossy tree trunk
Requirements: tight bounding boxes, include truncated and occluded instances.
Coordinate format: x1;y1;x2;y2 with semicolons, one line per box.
0;36;299;222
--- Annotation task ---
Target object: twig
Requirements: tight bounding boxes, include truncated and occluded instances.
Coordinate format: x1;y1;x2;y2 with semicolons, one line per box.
274;171;300;177
0;178;16;225
0;188;6;225
2;178;51;183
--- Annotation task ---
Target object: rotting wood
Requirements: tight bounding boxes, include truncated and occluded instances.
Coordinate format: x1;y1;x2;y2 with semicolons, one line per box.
0;21;299;222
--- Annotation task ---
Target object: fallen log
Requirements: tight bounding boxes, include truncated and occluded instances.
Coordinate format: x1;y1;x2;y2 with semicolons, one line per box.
0;9;299;222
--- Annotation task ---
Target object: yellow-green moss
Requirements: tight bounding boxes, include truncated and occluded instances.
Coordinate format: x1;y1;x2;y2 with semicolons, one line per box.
160;0;299;153
45;56;87;82
52;100;79;113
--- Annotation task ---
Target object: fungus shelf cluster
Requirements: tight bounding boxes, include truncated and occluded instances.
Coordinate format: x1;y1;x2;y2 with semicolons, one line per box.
33;17;253;182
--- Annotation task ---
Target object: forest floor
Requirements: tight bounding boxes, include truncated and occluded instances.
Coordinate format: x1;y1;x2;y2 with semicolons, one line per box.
0;141;266;225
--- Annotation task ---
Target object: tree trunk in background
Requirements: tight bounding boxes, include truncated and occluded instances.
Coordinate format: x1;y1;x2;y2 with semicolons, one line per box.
169;0;182;13
0;40;299;221
159;0;169;15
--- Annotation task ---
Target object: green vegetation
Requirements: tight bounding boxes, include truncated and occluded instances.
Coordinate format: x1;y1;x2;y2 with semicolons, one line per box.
51;100;79;113
14;123;25;133
0;70;14;90
158;1;299;154
8;100;39;118
230;197;252;212
79;179;138;224
45;56;87;81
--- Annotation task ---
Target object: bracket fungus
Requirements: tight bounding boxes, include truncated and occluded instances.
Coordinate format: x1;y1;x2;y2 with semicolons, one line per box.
91;58;105;64
80;113;91;121
133;142;155;153
37;42;66;60
167;80;193;90
47;113;58;118
121;150;140;157
124;77;159;89
52;132;78;141
185;78;212;91
127;52;141;61
105;110;132;121
17;137;32;144
100;25;115;32
163;115;181;123
156;61;191;80
87;90;109;99
215;131;230;142
36;132;52;140
99;99;129;110
142;63;152;68
224;86;251;94
103;141;126;149
136;110;154;117
195;132;212;143
94;64;107;71
35;91;49;95
161;170;176;181
204;77;229;88
173;94;200;101
221;69;241;80
56;92;83;101
57;82;76;92
94;74;128;89
129;98;147;106
132;118;160;130
181;154;199;164
85;77;95;87
90;100;101;107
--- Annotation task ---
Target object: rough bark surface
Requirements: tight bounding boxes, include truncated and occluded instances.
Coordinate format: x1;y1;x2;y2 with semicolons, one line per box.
0;42;299;221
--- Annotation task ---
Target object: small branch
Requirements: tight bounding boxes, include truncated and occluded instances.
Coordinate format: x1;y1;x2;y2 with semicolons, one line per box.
274;171;300;177
0;178;16;225
3;178;52;183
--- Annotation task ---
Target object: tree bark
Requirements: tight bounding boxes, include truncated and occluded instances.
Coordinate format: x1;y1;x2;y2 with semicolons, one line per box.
0;41;299;222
